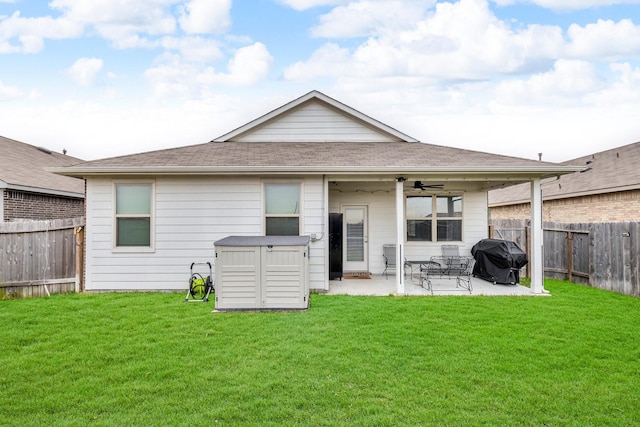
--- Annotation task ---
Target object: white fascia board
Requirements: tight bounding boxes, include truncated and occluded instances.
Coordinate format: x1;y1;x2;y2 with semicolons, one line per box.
49;164;585;179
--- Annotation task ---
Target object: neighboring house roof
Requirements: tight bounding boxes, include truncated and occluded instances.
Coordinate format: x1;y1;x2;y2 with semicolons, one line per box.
52;91;582;186
489;141;640;207
0;135;85;198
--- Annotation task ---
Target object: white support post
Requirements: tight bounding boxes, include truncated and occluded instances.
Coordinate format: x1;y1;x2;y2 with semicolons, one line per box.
396;180;405;294
323;175;330;292
530;178;544;294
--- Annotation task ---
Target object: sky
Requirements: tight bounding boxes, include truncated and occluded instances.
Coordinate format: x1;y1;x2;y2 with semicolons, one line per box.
1;0;640;163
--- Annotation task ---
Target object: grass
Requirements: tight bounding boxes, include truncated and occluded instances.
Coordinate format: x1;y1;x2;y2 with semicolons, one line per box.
1;280;639;426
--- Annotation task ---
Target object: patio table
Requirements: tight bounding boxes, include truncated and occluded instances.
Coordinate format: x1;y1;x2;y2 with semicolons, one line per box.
404;260;430;280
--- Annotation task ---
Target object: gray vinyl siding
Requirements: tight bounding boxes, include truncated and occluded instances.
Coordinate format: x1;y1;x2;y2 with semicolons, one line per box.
84;176;326;292
235;102;399;143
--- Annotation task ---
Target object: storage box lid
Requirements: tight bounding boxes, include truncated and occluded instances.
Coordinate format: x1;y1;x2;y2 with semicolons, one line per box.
215;235;310;247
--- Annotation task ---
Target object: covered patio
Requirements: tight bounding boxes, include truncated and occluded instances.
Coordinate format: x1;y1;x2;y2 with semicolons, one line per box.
327;177;551;296
326;274;543;296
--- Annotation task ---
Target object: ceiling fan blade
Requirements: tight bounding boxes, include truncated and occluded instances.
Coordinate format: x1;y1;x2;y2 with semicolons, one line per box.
414;181;444;190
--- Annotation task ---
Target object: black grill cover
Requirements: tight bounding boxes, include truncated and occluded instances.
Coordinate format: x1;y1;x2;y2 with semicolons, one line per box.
471;239;528;284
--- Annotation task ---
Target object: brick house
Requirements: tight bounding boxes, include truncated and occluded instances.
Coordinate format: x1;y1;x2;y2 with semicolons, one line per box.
488;141;640;222
0;135;85;221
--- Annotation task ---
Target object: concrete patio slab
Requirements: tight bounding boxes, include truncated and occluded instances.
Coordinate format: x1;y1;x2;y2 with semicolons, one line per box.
326;275;546;296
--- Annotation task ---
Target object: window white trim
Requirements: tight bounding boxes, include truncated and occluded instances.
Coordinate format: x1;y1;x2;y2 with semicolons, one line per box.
112;180;155;252
262;181;303;236
406;194;463;242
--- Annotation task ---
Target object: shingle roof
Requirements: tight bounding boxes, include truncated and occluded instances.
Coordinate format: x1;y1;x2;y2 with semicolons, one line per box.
54;140;576;174
488;141;640;206
0;135;85;197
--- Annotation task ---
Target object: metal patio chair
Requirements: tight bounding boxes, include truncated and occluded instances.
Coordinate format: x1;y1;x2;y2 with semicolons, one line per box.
441;245;460;258
382;244;396;279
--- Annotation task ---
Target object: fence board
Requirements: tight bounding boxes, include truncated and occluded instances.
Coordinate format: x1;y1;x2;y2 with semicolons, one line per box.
630;222;640;296
0;218;84;298
572;229;590;284
491;219;640;297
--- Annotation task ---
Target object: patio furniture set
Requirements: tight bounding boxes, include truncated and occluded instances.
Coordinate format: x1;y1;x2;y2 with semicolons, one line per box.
383;244;475;294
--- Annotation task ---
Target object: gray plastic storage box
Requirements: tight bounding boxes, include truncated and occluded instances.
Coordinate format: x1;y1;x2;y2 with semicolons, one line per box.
214;236;310;310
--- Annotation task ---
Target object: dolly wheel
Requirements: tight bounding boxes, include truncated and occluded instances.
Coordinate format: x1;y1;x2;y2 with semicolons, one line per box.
189;273;206;300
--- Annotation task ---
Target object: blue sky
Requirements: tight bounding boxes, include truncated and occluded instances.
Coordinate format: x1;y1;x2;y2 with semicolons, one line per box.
1;0;640;161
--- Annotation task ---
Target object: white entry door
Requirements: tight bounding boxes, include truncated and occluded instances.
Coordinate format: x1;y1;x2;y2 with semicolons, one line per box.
343;206;368;272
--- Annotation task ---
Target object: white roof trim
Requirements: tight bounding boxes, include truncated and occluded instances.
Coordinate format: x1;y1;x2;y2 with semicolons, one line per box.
213;90;418;143
50;164;584;178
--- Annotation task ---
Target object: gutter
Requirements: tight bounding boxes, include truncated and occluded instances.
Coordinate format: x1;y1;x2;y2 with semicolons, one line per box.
48;165;585;178
0;182;84;199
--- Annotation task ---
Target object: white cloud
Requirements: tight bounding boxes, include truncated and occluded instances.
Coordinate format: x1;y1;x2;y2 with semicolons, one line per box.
50;0;177;46
144;54;198;99
584;62;640;105
160;36;224;62
311;0;434;38
284;43;351;80
0;80;23;100
288;0;640;89
277;0;350;11
0;0;237;74
0;97;248;160
66;57;104;87
17;34;44;53
566;19;640;59
179;0;231;34
145;42;273;99
493;59;602;107
491;0;640;11
218;42;273;85
0;11;84;53
289;0;565;82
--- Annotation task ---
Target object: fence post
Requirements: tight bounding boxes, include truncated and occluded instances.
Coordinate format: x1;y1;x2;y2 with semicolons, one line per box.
566;231;574;282
74;226;85;292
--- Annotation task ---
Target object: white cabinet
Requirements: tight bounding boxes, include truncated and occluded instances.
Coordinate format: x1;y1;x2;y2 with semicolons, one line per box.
214;236;310;310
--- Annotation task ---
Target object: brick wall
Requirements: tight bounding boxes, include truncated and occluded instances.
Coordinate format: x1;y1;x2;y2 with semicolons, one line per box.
3;190;85;221
490;190;640;223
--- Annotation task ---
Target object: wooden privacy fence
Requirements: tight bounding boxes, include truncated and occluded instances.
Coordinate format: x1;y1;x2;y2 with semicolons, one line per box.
0;217;84;299
490;219;640;297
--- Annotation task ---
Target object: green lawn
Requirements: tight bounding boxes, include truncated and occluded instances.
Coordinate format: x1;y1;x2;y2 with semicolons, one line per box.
1;280;639;426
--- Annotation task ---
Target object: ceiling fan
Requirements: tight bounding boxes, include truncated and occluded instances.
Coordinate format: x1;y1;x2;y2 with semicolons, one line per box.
413;181;444;190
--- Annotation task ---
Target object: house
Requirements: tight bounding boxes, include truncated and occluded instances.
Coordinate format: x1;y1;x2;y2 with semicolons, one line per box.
52;91;582;295
489;141;640;223
0;135;85;221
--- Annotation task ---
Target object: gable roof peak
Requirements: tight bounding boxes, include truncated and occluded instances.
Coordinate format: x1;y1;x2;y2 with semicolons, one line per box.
213;90;418;143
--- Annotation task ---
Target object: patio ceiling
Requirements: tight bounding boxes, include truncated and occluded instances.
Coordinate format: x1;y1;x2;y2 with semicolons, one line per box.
329;177;539;193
